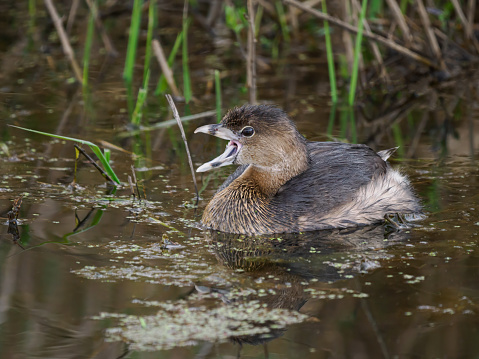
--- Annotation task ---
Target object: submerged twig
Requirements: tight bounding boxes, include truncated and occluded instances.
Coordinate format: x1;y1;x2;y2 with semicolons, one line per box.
165;94;199;206
152;39;181;97
44;0;83;83
283;0;440;69
74;144;114;183
246;0;257;104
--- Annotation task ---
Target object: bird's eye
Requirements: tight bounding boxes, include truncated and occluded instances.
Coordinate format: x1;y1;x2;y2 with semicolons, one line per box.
241;126;255;137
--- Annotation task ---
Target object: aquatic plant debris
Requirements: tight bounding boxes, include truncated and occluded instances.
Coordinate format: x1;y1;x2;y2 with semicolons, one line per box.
95;299;307;351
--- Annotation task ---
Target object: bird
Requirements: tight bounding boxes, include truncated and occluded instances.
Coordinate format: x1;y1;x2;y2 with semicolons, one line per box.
194;104;421;235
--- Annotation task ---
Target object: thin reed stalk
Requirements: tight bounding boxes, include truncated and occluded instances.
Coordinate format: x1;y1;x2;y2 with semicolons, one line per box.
215;70;222;123
165;94;199;205
392;124;405;158
143;0;157;87
416;0;447;71
352;0;389;83
124;0;143;114
275;1;290;42
44;0;83;83
85;0;118;56
247;0;257;104
182;1;192;104
82;9;95;89
66;0;80;34
28;0;36;38
154;32;183;96
321;0;337;104
132;71;150;126
255;4;263;37
153;39;181;97
348;0;368;106
385;0;412;46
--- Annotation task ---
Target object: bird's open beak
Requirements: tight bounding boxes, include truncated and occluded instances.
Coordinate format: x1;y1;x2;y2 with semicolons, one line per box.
194;124;242;172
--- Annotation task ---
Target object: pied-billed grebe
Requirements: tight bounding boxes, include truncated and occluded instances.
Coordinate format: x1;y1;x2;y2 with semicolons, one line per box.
195;105;421;235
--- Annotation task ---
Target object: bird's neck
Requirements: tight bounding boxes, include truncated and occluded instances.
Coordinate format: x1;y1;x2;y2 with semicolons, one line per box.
241;148;309;197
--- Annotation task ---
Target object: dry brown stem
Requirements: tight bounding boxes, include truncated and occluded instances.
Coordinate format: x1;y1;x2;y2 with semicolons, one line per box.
466;0;476;40
152;39;181;97
247;0;257;104
341;1;354;74
165;94;199;206
415;0;447;72
451;0;479;53
283;0;440;69
384;0;412;46
85;0;119;57
255;0;275;16
66;0;80;34
44;0;83;83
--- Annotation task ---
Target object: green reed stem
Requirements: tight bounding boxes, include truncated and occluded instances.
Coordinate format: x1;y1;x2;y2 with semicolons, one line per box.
321;0;337;104
143;0;156;87
182;18;192;103
83;9;95;89
124;0;143;114
369;0;381;18
348;0;368;106
28;0;36;41
255;4;263;37
215;69;222;123
275;1;290;42
154;31;183;95
132;70;150;126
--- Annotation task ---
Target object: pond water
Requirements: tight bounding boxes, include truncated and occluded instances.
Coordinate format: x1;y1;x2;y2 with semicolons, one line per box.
2;5;479;359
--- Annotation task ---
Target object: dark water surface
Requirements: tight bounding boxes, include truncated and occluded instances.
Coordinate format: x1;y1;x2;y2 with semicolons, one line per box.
2;8;479;358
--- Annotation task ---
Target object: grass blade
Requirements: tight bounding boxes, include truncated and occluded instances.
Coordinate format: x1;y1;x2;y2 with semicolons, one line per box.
132;70;150;126
348;0;368;106
275;1;290;42
321;0;337;104
143;0;156;87
83;6;95;89
215;69;222;123
9;125;121;184
182;18;192;103
165;94;199;205
124;0;143;114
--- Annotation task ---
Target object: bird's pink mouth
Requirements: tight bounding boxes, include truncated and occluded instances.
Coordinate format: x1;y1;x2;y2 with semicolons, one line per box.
225;140;242;158
196;140;242;172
